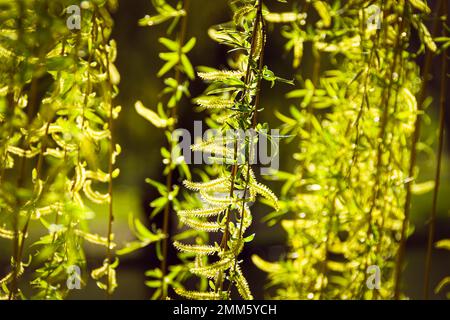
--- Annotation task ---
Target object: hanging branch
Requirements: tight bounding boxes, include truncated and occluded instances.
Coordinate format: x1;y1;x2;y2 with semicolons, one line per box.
124;0;196;300
160;0;191;299
362;0;407;298
424;0;447;300
175;0;281;300
394;0;442;299
254;0;434;300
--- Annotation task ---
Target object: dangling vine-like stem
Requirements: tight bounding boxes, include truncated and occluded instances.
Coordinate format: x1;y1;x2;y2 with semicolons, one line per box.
217;0;265;297
394;0;442;299
424;0;447;300
160;0;191;299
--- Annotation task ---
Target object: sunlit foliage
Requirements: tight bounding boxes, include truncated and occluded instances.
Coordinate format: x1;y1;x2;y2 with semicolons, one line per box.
0;0;120;299
0;0;448;301
252;0;445;300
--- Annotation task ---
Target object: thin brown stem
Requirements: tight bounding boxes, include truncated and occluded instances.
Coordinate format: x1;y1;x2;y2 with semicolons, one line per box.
424;0;447;300
360;0;406;299
216;0;265;297
394;0;443;299
160;0;191;300
99;8;115;298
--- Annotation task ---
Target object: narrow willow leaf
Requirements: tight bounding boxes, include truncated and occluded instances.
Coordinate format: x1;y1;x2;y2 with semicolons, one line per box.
75;230;116;249
0;264;24;285
44;148;66;159
191;258;233;279
183;177;230;191
220;238;244;259
91;263;107;279
0;226;15;240
327;261;347;272
85;169;111;183
250;20;263;59
251;255;282;273
86;127;111;141
177;205;229;218
401;87;418;112
91;259;119;295
83;180;111;204
249;180;279;210
182;37;197;53
412;17;437;52
175;288;221;300
158;58;178;78
173;241;219;255
31;203;63;219
234;265;253;300
199;190;236;206
181;54;195;80
197;70;244;81
159;37;178;51
195;96;235;109
293;39;303;68
117;238;162;255
72;164;86;193
265;12;301;23
52;134;79;152
435;277;450;294
236;204;253;231
180;216;222;232
313;1;331;27
208;26;234;44
135;101;170;128
0;44;14;59
7;146;40;158
139;8;184;26
233;5;255;26
435;239;450;251
411;181;435;195
116;216;165;255
408;0;431;14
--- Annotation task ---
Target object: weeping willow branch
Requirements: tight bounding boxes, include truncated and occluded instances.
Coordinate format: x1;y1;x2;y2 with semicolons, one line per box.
424;0;447;300
363;0;407;299
127;0;197;300
255;0;433;300
394;0;442;299
0;0;121;300
160;0;191;299
102;16;116;300
228;0;266;296
176;0;280;300
218;0;265;296
8;0;26;300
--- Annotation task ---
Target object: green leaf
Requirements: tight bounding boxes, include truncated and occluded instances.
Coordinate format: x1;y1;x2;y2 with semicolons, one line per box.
158;58;178;78
145;280;162;288
159;37;179;51
244;233;255;243
175;288;221;300
313;1;331;27
411;181;435;195
435;277;450;294
181;54;195;80
135;101;170;128
145;177;168;195
182;37;196;53
436;239;450;251
408;0;431;14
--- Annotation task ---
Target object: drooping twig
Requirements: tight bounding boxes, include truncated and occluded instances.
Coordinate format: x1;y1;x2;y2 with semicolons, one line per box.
424;0;447;300
394;0;443;300
160;0;191;300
